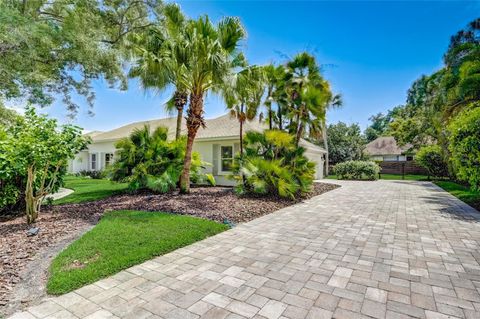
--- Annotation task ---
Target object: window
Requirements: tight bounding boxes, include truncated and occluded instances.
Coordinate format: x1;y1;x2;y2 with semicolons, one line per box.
406;155;414;161
220;145;233;172
105;153;114;167
91;153;97;170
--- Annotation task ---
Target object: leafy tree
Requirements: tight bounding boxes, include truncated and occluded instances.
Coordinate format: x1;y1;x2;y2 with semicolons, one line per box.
129;3;189;140
0;0;163;115
327;122;366;165
0;107;88;223
109;125;207;193
222;65;265;155
364;106;403;142
0;104;19;127
415;145;449;179
177;16;246;193
448;105;480;190
233;130;316;199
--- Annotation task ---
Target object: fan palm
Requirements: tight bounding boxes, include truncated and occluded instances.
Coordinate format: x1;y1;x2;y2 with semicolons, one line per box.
222;65;265;156
177;16;246;193
262;64;289;130
284;52;330;146
129;3;188;140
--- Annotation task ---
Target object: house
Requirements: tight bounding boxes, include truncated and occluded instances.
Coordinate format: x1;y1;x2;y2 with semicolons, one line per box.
68;114;327;185
364;136;413;162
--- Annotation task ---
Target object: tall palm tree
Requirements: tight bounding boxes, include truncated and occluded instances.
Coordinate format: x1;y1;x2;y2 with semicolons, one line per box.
262;64;289;130
129;3;188;140
315;93;342;176
222;65;265;156
178;16;246;193
284;52;325;146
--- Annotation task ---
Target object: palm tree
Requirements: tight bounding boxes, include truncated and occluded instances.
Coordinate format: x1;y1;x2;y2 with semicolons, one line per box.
129;3;188;140
284;52;325;146
222;65;265;156
178;16;246;193
316;94;342;176
263;64;288;130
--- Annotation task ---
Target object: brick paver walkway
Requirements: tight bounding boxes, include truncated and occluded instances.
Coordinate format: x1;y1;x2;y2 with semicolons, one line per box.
9;181;480;319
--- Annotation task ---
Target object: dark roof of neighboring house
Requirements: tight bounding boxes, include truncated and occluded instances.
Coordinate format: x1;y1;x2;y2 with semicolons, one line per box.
364;136;411;156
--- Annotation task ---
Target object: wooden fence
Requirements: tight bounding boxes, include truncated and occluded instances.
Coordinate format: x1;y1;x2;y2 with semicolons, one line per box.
378;161;428;175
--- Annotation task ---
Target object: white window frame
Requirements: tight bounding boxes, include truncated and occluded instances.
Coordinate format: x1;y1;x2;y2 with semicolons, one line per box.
218;144;234;175
105;153;114;167
90;153;97;170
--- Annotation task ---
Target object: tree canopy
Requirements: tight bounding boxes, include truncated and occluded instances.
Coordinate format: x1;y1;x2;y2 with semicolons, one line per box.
0;0;163;116
327;122;366;165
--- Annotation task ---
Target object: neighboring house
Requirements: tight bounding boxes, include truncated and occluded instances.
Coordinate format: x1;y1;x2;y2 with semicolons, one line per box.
68;114;327;185
364;136;414;162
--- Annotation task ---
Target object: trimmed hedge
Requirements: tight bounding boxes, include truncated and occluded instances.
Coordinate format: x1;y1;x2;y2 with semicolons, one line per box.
334;160;380;180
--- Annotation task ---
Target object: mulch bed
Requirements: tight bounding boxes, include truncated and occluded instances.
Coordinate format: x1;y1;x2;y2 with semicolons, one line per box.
0;182;339;311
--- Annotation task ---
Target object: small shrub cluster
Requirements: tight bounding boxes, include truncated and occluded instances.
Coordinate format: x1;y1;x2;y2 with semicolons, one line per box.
415;145;449;178
76;170;104;179
334;160;380;180
448;106;480;190
233;130;316;199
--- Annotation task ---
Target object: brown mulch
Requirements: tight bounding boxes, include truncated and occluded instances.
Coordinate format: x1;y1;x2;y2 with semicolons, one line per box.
0;182;339;311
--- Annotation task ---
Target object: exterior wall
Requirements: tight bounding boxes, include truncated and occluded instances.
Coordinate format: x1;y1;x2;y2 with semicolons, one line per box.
370;154;411;162
69;151;89;172
193;138;238;186
304;150;325;179
68;141;117;173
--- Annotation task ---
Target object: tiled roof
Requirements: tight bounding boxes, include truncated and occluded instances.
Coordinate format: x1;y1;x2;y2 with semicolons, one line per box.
90;113;326;153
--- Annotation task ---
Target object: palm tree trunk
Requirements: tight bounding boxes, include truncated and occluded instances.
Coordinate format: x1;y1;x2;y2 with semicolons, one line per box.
268;109;273;130
295;123;303;147
278;105;283;130
239;104;244;157
180;93;204;193
175;108;183;140
174;91;188;140
322;124;329;176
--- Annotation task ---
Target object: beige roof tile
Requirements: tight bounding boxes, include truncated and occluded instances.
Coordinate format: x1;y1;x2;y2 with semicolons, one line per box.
90;113;325;152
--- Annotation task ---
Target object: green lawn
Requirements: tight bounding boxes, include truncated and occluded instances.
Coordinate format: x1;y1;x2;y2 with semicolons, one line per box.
54;175;128;205
326;173;429;181
47;210;228;294
434;181;480;212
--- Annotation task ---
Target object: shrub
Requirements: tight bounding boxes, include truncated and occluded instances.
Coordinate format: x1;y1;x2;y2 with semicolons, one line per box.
448;106;480;190
109;125;206;192
233;130;316;199
334;160;380;180
77;170;104;179
0;107;88;222
415;145;449;178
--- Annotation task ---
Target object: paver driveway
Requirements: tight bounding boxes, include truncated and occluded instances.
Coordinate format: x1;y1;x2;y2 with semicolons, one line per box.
9;181;480;319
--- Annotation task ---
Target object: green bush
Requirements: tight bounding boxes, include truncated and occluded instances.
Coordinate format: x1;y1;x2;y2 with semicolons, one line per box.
233;130;316;199
415;145;449;178
77;170;104;179
334;160;380;180
448;106;480;190
109;125;206;192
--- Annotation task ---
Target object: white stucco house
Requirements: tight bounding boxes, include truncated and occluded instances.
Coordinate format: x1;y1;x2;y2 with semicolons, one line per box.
68;114;327;186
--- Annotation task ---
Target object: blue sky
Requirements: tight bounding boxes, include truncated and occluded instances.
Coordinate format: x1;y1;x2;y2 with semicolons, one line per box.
43;0;479;132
